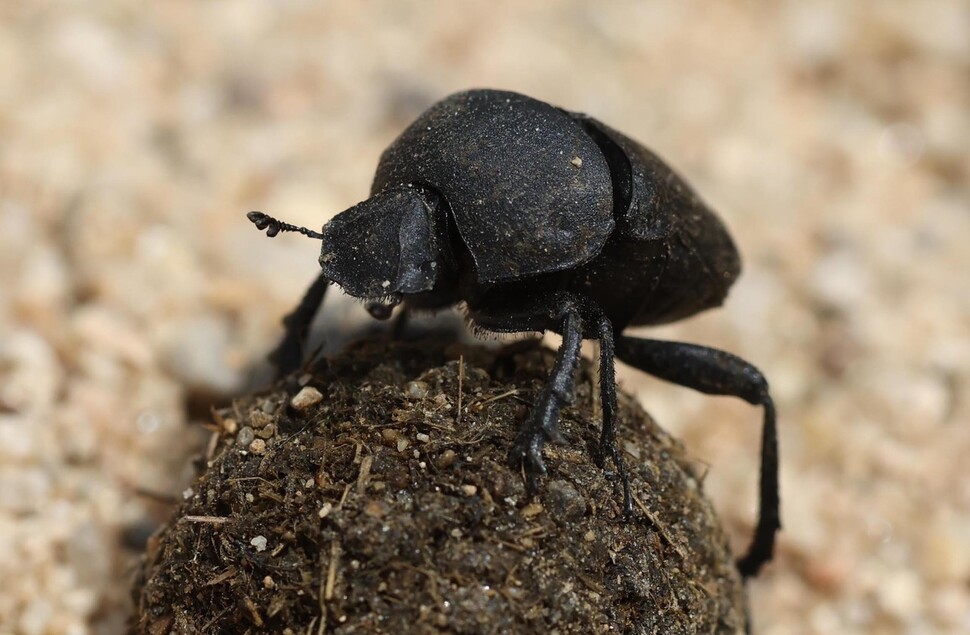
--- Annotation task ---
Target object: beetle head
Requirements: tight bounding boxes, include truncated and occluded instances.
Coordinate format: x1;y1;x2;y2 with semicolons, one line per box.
319;187;446;300
248;187;447;302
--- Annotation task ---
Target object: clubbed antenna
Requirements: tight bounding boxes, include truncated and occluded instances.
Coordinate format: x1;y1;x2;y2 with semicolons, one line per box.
247;211;324;240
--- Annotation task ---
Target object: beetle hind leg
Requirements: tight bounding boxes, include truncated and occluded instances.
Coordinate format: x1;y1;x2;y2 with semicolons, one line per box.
613;335;780;578
507;300;583;498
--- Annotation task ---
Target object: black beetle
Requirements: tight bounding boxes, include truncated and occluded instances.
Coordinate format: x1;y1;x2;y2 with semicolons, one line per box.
248;89;779;578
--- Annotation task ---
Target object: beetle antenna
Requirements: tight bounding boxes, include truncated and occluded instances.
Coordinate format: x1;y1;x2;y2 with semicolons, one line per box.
247;211;324;240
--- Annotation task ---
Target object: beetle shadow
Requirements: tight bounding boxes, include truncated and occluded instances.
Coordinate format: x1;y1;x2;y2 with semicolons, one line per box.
242;308;482;389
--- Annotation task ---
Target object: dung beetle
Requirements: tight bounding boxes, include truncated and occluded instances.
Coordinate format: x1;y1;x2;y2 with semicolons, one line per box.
248;89;779;578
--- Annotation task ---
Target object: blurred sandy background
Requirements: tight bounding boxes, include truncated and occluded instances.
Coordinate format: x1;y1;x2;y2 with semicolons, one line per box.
1;1;968;633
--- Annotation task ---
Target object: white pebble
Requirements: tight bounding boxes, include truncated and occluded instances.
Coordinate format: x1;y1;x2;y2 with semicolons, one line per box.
876;570;922;620
290;386;323;410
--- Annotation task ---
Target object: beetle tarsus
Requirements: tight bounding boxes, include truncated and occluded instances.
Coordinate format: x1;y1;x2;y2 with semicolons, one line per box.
508;303;582;493
509;431;547;501
736;396;779;578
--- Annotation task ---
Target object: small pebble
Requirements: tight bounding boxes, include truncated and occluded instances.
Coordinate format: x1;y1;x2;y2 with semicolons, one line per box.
364;500;388;518
436;449;457;468
416;433;430;443
263;576;275;589
250;535;268;552
876;570;923;620
249;410;274;429
255;423;276;439
237;426;255;447
290;386;324;410
249;438;266;454
545;480;587;521
461;484;478;496
318;503;333;518
521;502;543;518
805;556;850;592
405;381;429;399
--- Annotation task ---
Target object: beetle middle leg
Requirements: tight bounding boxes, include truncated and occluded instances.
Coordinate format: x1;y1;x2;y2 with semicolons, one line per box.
613;336;780;578
594;315;633;515
269;274;329;379
507;300;583;497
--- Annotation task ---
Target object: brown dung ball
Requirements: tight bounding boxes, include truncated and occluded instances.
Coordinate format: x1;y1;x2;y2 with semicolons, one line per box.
132;337;747;634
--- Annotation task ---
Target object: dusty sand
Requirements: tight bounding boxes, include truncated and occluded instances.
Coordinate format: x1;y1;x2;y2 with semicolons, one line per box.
0;2;968;633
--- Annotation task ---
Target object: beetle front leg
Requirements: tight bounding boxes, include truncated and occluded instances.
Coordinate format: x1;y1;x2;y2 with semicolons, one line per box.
508;301;583;497
390;306;411;340
614;336;780;578
268;274;329;379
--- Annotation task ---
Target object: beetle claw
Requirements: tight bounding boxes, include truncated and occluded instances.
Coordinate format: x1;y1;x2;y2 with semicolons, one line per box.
594;439;634;516
590;442;606;468
508;430;548;495
542;422;565;444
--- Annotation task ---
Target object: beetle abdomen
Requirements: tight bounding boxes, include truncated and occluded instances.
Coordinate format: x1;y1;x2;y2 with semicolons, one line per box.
569;117;742;326
372;89;615;284
632;213;742;325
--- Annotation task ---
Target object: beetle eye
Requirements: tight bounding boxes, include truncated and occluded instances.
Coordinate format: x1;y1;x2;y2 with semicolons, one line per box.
365;300;400;320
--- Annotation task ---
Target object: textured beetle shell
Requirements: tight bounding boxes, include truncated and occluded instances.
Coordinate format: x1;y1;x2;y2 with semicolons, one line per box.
567;115;743;326
372;90;615;284
320;189;441;298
